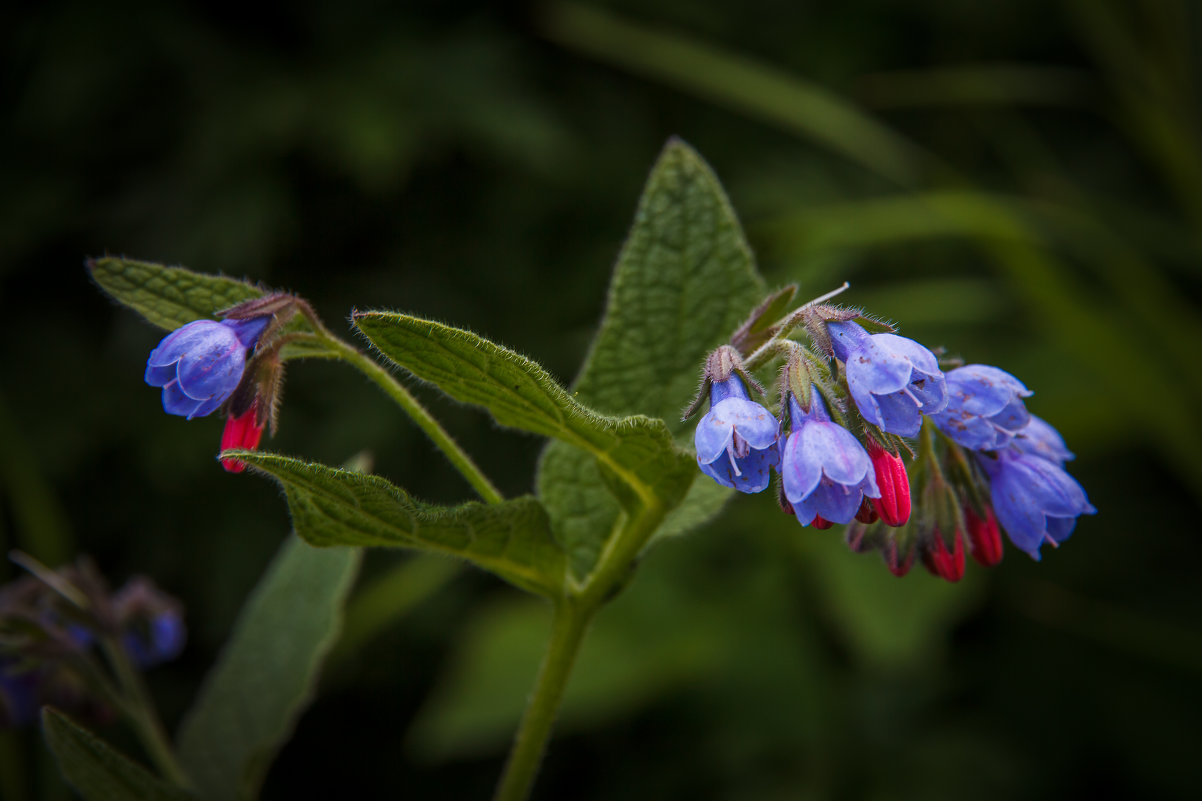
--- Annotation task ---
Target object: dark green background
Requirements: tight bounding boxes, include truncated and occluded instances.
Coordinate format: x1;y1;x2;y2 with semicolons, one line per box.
3;1;1200;799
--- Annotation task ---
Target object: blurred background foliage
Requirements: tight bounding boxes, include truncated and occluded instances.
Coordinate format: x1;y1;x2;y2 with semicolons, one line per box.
2;0;1201;798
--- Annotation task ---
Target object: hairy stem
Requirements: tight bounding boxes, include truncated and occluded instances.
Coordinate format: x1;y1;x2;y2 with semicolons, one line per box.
493;599;592;801
320;337;504;505
101;639;190;787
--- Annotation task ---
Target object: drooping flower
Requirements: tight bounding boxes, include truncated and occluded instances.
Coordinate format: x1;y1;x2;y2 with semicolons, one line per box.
929;365;1032;450
779;390;880;525
694;375;780;493
1012;415;1074;465
865;439;911;526
145;317;270;419
122;610;186;669
220;402;266;473
826;320;948;437
978;448;1096;560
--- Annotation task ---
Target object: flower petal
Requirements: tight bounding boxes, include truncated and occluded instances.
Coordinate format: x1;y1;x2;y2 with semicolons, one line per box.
780;431;821;502
161;381;206;418
716;398;779;450
873;389;924;437
694;412;734;466
801;423;871;487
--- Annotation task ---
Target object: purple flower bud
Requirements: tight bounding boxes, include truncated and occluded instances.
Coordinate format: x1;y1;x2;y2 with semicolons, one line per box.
122;609;186;669
779;391;881;526
694;375;780;493
826;321;947;437
145;318;270;419
1012;415;1074;465
978;448;1095;560
929;365;1032;450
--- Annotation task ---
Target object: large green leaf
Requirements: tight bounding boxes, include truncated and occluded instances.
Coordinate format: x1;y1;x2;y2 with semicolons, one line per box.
87;257;263;331
536;139;766;577
352;313;697;576
230;451;568;598
42;709;192;801
175;534;361;801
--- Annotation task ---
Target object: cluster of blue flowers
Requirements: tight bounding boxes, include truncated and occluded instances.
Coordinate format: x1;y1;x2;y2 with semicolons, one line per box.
690;302;1095;580
0;560;185;727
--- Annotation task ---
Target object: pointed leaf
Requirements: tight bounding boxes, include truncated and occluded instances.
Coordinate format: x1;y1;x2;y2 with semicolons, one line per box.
42;709;192;801
175;534;361;801
351;313;696;576
229;451;568;598
88;257;263;332
537;139;766;577
88;257;336;359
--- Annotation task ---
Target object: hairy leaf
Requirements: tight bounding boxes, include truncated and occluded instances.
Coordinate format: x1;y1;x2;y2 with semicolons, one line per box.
176;534;359;801
230;451;567;597
353;313;696;576
537;139;766;577
88;257;263;332
42;709;192;801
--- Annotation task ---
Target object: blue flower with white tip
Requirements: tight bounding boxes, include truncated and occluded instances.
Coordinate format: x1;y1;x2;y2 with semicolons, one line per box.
694;375;780;493
827;320;948;437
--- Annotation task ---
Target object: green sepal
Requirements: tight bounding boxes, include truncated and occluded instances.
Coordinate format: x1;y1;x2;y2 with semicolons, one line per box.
228;451;567;598
41;708;194;801
730;284;798;355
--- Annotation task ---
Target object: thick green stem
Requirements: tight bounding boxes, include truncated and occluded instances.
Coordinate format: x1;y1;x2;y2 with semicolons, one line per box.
101;639;190;787
321;337;504;505
493;599;593;801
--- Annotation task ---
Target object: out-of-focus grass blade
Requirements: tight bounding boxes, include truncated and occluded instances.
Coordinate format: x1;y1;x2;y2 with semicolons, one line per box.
539;1;926;186
856;64;1093;109
762;190;1202;498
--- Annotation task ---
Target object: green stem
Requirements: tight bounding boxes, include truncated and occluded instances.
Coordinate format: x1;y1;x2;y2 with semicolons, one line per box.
320;337;504;505
493;599;593;801
101;639;190;787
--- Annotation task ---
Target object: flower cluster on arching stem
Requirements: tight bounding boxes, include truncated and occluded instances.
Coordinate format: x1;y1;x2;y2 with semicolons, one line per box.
686;288;1096;582
0;557;185;728
143;293;310;472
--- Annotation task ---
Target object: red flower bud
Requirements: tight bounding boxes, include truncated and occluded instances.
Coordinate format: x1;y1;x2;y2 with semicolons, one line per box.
921;527;966;583
855;497;879;524
965;504;1004;567
882;536;915;577
866;440;911;526
811;515;834;530
220;404;264;473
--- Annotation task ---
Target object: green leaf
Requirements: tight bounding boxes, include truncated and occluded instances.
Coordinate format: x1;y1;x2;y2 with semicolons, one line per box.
536;139;766;576
229;451;567;598
42;709;192;801
175;534;361;801
352;312;697;577
87;257;263;332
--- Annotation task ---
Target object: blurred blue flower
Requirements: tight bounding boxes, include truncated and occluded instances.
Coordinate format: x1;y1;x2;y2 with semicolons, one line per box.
978;448;1095;560
122;610;186;669
145;317;269;418
0;659;41;727
694;375;780;493
779;390;880;525
827;320;947;437
930;364;1032;450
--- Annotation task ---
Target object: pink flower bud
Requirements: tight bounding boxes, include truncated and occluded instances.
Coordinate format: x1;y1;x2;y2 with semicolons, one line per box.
811;515;834;530
866;440;910;526
882;536;915;577
921;527;966;583
965;504;1004;567
220;404;264;473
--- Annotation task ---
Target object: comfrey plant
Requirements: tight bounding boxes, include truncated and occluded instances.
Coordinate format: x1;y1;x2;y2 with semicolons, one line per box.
686;300;1095;581
63;140;1094;801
